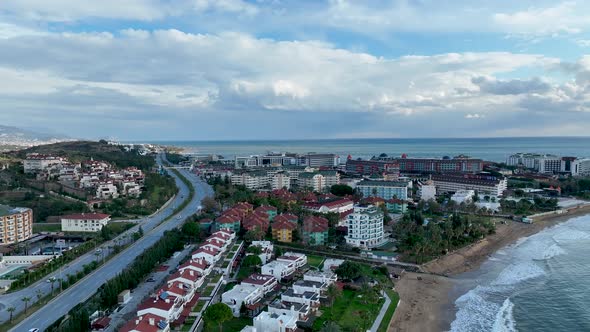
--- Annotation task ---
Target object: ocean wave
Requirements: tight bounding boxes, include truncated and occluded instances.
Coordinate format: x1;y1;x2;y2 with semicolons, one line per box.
492;262;545;286
492;298;517;332
451;287;500;332
552;229;590;243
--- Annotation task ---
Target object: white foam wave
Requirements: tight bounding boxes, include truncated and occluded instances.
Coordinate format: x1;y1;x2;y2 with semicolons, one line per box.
492;298;517;332
541;243;566;260
451;287;499;332
552;229;590;243
492;262;545;286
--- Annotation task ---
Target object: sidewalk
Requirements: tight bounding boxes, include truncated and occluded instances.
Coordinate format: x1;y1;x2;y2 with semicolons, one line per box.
370;290;391;332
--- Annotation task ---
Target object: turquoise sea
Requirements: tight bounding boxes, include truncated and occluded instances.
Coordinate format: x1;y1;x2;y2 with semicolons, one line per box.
147;137;590;162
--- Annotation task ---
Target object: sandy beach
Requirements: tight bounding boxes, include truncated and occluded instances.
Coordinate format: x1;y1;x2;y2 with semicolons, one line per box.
387;204;590;332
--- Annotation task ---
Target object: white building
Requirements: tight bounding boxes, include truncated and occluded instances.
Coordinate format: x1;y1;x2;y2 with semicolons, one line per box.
191;247;221;264
298;172;325;192
303;270;337;285
136;294;183;323
268;300;311;323
451;190;475;204
261;260;296;281
222;284;265;317
60;213;111;232
177;258;212;276
344;205;385;249
23;154;65;174
96;182;119;199
431;174;507;198
250;311;298;332
322;258;344;272
277;252;307;269
231;171;270;190
271;172;291;190
281;288;320;311
251;241;274;264
241;273;279;294
417;181;436;201
576;159;590;176
292;279;325;295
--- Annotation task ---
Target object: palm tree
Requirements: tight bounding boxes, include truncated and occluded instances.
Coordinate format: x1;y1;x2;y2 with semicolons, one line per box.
21;296;31;314
326;284;342;306
36;289;44;303
6;306;16;322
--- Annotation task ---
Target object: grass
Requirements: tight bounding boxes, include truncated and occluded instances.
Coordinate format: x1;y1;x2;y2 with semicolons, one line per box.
313;289;383;331
32;223;62;232
202;285;215;296
221;260;230;268
204;317;253;332
377;290;400;332
192;300;207;312
306;254;325;269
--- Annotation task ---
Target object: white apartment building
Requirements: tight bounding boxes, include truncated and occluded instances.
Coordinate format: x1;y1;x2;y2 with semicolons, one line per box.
231;171;270;190
277;252;307;269
0;205;33;245
345;205;385;249
319;170;340;188
303;270;337;285
222;284;265;317
298;172;325;192
271;172;291;190
576;159;590;176
417;181;436;201
23;154;65;173
60;213;111;232
242;274;279;294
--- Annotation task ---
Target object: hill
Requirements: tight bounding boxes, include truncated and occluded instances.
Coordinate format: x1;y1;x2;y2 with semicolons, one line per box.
10;140;156;171
0;125;72;151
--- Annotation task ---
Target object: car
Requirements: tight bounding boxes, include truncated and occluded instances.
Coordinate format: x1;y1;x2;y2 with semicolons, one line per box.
29;329;40;332
146;277;155;282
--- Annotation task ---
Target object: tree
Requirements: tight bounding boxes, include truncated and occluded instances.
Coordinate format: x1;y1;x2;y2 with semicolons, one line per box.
330;184;354;196
21;296;31;314
49;276;57;295
335;261;362;281
246;245;262;255
321;321;342;332
244;227;265;242
326;284;342;306
181;222;200;242
6;306;15;322
202;196;219;213
203;303;233;332
36;289;43;303
242;255;262;268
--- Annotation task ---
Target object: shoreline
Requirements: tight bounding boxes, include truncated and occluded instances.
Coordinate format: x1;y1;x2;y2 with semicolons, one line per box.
388;203;590;332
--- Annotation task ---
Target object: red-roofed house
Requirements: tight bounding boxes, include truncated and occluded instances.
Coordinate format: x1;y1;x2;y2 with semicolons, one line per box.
255;205;277;221
137;293;183;323
213;214;240;233
60;213;111;232
191;247;221;264
242;214;269;232
178;258;211;276
302;216;329;246
271;219;298;243
212;229;235;241
120;313;169;332
168;269;205;289
159;281;195;303
202;236;229;252
302;198;354;215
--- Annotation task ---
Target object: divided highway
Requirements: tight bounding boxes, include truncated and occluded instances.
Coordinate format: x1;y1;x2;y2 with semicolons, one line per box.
3;156;212;331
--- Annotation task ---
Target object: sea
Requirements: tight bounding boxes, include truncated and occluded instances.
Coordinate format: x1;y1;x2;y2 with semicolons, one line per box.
450;214;590;332
146;137;590;162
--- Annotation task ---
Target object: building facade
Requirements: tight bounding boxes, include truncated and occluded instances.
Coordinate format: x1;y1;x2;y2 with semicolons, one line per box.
0;205;33;245
344;206;385;249
357;180;409;200
60;213;111;232
431;174;507;197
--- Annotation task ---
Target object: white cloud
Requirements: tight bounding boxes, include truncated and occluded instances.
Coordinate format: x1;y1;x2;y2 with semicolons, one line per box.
465;113;485;119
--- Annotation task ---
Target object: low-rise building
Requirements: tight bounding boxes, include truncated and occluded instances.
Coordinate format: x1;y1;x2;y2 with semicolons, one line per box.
277;252;307;269
120;313;170;332
292;279;325;295
451;190;475;204
385;198;408;213
261;260;296;281
303;270;337;285
271;219;297;243
281;288;320;312
250;311;298;332
137;293;183;323
250;241;274;264
60;213;111;233
167;269;205;289
191;247;221;264
241;273;279;294
177;258;211;276
322;258;344;272
222;283;265;317
268;300;311;323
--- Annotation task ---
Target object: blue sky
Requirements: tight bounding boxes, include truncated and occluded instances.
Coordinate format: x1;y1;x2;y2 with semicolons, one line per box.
1;0;590;140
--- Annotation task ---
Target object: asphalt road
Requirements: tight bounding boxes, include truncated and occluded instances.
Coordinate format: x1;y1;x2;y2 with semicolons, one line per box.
3;156;213;331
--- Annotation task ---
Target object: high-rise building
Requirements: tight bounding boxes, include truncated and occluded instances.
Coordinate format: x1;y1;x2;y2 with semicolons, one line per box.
344;206;385;249
0;205;33;245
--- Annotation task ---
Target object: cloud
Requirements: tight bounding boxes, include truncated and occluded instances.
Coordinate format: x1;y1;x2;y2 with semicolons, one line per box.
465;113;485;119
472;76;551;95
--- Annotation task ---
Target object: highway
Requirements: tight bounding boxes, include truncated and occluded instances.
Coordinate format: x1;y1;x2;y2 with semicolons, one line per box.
2;155;213;331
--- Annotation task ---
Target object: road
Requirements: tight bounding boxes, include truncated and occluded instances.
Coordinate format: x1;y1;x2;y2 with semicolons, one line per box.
3;155;213;331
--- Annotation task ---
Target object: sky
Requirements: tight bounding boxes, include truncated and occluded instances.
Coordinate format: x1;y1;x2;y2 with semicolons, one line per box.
1;0;590;140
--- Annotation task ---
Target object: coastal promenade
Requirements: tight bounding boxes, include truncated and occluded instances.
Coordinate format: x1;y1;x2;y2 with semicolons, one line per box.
6;157;213;331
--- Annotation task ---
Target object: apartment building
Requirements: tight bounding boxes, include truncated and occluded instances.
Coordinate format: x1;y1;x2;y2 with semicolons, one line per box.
345;159;400;175
298;172;325;192
395;154;483;173
222;284;265;317
302;216;329;246
417;181;436;201
431;174;507;197
271;172;291;190
345;205;385;249
23;154;66;173
357;180;409;200
0;205;33;245
60;213;111;232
